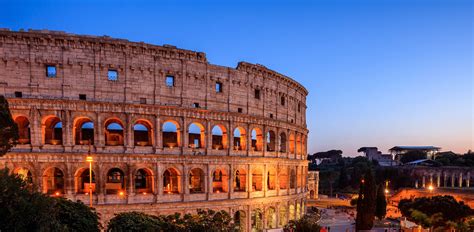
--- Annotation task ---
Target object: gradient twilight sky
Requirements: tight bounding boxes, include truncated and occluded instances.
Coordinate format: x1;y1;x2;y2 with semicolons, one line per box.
1;0;472;155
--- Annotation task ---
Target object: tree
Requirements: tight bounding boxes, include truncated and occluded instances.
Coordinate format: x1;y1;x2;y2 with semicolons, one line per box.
284;215;321;232
355;169;376;230
0;96;18;156
0;168;101;231
398;195;474;228
374;184;387;220
107;212;162;232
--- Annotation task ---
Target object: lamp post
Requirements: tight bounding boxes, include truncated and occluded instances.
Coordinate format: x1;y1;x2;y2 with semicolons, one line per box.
86;141;93;207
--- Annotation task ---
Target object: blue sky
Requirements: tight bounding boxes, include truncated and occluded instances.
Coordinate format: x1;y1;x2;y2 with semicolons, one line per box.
1;0;472;155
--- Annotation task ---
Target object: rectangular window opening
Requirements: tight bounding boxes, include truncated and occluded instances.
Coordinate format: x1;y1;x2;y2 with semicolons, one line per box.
238;108;243;113
216;82;223;93
140;98;147;104
108;70;118;81
166;75;175;87
79;94;87;100
193;102;200;108
46;65;57;78
14;91;23;98
254;89;260;99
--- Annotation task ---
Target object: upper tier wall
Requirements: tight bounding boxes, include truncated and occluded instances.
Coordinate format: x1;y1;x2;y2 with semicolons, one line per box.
0;29;308;127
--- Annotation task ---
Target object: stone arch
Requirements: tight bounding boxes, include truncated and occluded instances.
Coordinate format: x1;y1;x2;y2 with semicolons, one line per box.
105;167;126;194
296;134;302;155
188;122;205;149
133;119;153;146
233;126;247;151
279;167;288;189
75;167;96;194
279;132;287;153
266;207;277;229
189;168;205;193
163;167;181;194
134;168;154;194
43;115;62;145
14;115;31;144
43;167;65;195
290;168;296;189
252;168;263;191
234;168;247;192
289;133;295;153
251;127;263;151
267;167;277;190
104;118;125;146
73;117;94;145
296;202;301;220
251;208;263;232
289;204;295;221
211;124;228;150
279;204;287;227
266;130;276;152
234;210;247;232
162;120;181;148
212;167;228;193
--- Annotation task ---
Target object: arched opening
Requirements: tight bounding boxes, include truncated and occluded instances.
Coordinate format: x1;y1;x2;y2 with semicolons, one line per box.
44;116;62;145
233;127;247;151
296;203;301;220
289;133;295;153
105;119;124;146
266;130;276;152
297;168;302;188
163;168;180;194
163;120;180;148
251;208;263;232
135;168;153;194
189;168;205;193
251;128;263;151
279;168;288;189
266;207;277;229
188;122;205;149
267;168;276;190
14;167;32;183
15;116;30;144
279;205;287;227
211;125;228;150
74;118;94;145
252;169;263;191
289;204;295;221
310;190;315;198
279;132;287;152
234;169;247;192
234;210;247;232
296;134;302;155
106;168;125;194
290;169;296;189
212;169;228;193
43;167;64;195
75;168;96;194
134;121;152;146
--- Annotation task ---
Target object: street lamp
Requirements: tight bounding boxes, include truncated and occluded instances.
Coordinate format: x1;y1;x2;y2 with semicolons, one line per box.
86;155;93;208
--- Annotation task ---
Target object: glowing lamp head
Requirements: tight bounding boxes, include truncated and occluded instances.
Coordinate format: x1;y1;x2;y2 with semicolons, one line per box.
55;191;60;196
143;192;147;195
119;191;125;196
384;189;389;194
86;156;93;162
428;185;434;191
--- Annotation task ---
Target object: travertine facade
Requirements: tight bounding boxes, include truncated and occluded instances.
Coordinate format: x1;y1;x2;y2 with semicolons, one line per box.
0;29;309;231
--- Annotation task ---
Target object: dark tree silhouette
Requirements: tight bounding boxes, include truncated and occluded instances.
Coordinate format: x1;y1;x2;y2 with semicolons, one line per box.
0;96;18;156
375;184;387;220
356;169;376;230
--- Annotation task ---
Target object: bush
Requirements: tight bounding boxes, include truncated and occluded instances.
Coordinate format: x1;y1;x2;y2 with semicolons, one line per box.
283;215;321;232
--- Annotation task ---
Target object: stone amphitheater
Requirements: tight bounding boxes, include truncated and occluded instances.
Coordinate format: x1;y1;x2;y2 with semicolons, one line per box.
0;29;309;231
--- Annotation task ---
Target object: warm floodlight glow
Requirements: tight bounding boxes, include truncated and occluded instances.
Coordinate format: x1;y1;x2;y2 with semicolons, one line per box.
86;156;93;162
119;191;125;196
55;191;60;196
384;189;389;194
428;185;434;191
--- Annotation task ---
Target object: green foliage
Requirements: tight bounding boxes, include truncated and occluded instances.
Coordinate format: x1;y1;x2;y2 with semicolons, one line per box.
355;168;376;230
107;209;236;232
374;184;387;220
435;151;474;167
398;195;474;228
0;168;101;231
0;96;18;156
283;215;321;232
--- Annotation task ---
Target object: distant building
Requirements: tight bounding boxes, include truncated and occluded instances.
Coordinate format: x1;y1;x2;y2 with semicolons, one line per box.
358;147;397;166
389;146;441;160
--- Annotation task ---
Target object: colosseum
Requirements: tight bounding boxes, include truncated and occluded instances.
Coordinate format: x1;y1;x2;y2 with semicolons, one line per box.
0;29;309;231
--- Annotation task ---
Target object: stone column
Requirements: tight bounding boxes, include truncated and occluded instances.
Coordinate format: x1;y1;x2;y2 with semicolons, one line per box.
415;180;418;188
263;164;267;197
247;164;252;198
206;164;211;200
246;124;251;156
153;163;159;202
276;165;280;196
437;173;441;188
125;113;134;152
467;172;470;188
182;117;189;151
451;173;455;188
156;163;163;200
154;116;162;152
229;164;233;199
183;164;189;201
63;110;73;151
206;120;212;152
262;126;267;157
443;173;447;187
422;176;426;188
459;173;463;188
228;121;233;156
429;174;433;187
96;113;104;148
